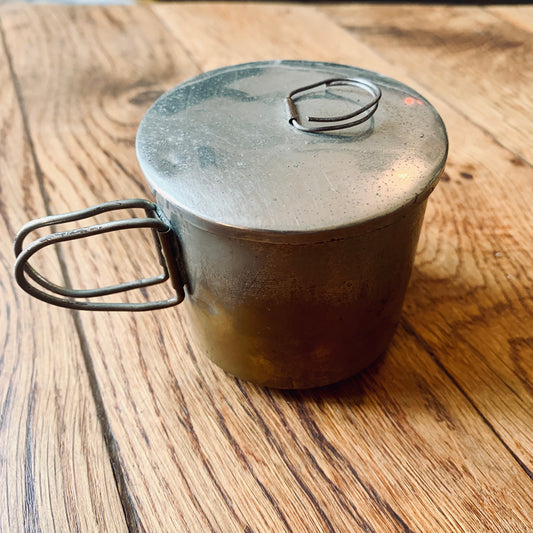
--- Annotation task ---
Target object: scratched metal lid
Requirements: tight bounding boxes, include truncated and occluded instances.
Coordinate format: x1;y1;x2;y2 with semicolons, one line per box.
136;60;448;237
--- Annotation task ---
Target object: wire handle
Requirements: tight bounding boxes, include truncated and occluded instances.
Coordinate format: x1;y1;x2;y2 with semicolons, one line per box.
13;199;185;311
286;77;382;133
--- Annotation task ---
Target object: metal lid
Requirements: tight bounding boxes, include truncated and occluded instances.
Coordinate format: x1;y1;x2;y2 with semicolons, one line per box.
136;60;448;238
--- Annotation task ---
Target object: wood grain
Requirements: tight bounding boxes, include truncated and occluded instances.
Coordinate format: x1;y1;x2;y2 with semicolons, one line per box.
320;4;533;162
319;1;533;474
1;2;532;532
488;5;533;33
0;6;127;531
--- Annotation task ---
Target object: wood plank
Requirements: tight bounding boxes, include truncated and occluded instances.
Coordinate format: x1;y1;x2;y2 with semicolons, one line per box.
488;5;533;33
0;6;127;531
5;2;533;531
321;3;533;164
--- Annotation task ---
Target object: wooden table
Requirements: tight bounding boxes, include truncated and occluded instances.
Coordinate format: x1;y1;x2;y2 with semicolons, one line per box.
1;2;532;531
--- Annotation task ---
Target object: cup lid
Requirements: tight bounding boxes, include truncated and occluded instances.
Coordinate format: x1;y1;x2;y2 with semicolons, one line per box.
136;60;448;236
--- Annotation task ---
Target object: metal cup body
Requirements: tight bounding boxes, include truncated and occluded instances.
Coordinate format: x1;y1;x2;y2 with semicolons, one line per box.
161;196;427;388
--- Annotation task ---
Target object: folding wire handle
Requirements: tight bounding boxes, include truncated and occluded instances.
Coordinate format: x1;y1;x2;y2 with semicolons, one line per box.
286;77;382;133
13;199;185;311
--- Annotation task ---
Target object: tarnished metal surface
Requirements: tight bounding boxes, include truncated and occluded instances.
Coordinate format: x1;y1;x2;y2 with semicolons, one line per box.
136;60;448;237
136;60;447;387
158;194;428;388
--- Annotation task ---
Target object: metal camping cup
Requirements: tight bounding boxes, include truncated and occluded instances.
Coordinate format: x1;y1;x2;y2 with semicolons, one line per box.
14;61;448;389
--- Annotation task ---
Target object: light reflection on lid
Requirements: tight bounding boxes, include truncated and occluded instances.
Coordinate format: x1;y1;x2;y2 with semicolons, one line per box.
136;60;448;236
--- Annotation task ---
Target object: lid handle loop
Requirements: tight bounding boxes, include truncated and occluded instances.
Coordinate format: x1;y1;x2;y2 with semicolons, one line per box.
286;77;381;133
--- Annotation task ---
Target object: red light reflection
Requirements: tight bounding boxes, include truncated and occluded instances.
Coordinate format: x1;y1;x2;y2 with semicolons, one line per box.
404;97;424;106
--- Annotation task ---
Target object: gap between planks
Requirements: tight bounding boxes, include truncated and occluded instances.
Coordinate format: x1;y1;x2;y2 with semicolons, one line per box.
401;317;533;482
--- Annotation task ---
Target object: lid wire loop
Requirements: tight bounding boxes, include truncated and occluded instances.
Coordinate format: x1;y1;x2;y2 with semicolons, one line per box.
286;77;382;133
